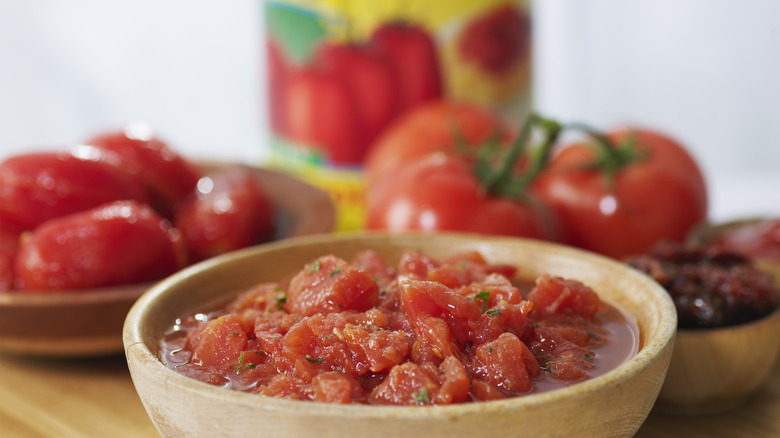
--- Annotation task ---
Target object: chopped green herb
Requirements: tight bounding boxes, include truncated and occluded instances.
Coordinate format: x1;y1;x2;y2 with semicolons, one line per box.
234;363;257;371
475;290;490;311
309;260;321;273
330;268;343;277
238;352;245;364
488;347;494;353
412;387;431;404
584;353;593;362
276;294;287;303
305;354;324;364
486;308;502;315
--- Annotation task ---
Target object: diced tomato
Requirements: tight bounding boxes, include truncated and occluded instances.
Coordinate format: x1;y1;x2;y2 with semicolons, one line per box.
471;333;539;394
188;314;252;367
368;362;439;405
527;274;606;319
287;255;380;316
312;372;363;404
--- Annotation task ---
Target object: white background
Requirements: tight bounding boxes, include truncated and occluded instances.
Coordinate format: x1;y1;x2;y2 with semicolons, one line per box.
1;0;778;222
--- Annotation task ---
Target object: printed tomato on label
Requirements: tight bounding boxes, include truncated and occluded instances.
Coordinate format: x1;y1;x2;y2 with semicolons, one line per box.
366;113;561;240
174;170;275;262
85;123;203;216
370;22;442;112
15;200;186;291
0;150;148;231
532;127;708;259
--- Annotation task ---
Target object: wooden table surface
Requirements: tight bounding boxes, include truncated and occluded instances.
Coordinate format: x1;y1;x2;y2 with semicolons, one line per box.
2;352;779;438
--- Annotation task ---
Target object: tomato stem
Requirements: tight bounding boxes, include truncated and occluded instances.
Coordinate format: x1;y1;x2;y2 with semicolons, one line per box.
565;122;646;189
479;113;562;199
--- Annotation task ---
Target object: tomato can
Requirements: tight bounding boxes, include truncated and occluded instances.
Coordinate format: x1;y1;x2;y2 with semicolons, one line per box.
263;0;533;230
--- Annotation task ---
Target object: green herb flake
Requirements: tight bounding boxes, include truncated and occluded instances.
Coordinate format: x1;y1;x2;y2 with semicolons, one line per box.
276;294;288;303
235;363;257;371
309;260;321;273
486;308;502;315
305;354;324;364
330;268;343;277
412;387;431;405
488;347;494;353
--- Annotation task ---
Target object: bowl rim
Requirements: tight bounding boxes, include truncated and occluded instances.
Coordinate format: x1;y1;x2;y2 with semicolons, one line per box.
124;231;678;419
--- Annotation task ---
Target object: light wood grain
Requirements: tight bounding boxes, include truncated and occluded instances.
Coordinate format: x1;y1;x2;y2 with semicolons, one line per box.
2;352;780;438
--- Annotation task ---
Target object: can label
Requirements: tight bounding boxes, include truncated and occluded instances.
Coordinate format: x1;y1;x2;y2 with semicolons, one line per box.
264;0;532;231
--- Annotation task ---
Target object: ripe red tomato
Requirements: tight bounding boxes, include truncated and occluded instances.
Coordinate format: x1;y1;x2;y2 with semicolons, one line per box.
532;128;708;259
15;200;186;291
174;170;275;262
0;150;148;230
370;22;442;111
364;100;513;190
366;154;555;240
85;125;202;216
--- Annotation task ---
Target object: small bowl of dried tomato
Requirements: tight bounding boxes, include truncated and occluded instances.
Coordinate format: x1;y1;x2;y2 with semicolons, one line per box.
624;240;780;415
688;217;780;284
123;232;677;438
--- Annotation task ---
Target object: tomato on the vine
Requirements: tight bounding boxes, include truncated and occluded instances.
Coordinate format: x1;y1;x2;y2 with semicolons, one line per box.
532;128;708;259
364;100;514;191
366;112;561;240
366;154;555;239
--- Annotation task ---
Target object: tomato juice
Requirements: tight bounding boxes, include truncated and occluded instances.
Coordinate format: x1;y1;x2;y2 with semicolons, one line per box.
263;1;533;230
160;249;639;404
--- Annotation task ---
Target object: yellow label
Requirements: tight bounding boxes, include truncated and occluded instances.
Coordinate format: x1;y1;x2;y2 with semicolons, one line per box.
264;0;532;231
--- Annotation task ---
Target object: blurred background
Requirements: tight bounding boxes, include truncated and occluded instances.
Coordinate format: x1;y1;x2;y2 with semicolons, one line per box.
1;0;778;222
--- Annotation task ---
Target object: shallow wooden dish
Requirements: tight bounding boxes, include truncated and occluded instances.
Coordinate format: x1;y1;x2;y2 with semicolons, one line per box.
0;163;334;357
124;232;677;438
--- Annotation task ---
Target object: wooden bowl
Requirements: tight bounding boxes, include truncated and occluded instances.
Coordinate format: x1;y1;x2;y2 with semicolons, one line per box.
124;232;677;438
0;163;334;357
654;305;780;415
649;222;780;415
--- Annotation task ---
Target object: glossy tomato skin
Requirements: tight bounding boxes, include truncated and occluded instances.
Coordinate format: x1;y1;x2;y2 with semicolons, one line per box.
366;154;554;240
86;127;202;216
364;100;512;190
174;170;275;262
15;200;186;291
370;22;442;111
0;150;149;231
532;128;708;259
